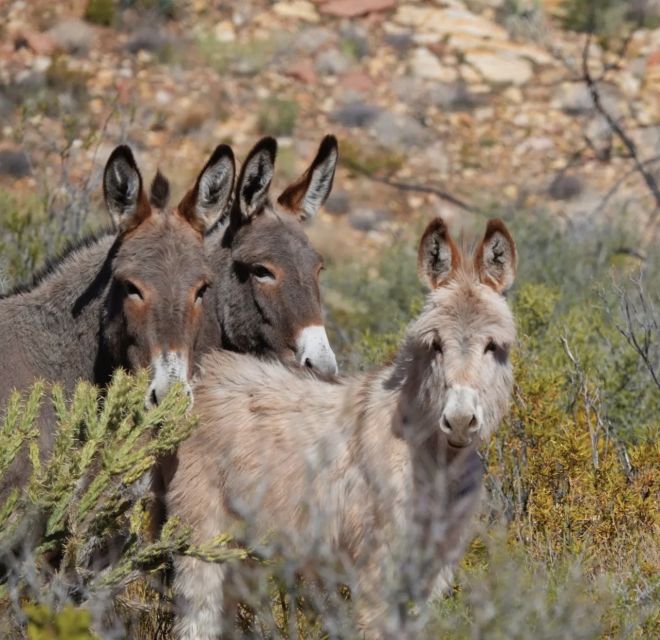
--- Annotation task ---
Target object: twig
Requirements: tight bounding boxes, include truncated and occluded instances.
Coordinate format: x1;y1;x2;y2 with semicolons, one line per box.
591;155;660;216
582;34;660;216
351;165;478;214
616;275;660;391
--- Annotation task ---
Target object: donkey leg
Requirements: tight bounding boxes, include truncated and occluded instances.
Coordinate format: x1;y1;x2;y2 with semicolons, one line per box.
173;556;226;640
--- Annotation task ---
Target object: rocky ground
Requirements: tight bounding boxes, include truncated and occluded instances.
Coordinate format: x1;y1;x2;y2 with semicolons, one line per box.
1;0;659;256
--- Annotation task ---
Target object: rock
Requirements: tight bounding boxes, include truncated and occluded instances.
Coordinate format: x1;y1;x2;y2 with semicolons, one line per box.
549;174;584;201
316;48;351;75
0;149;30;178
585;115;613;160
395;5;508;40
20;30;55;56
124;28;170;54
419;141;450;174
285;60;317;84
324;190;351;215
295;27;336;53
466;51;532;85
330;101;381;127
370;111;427;149
339;23;370;59
630;0;660;20
320;0;396;19
410;47;457;82
554;82;593;114
340;70;376;93
384;30;413;53
426;81;479;110
47;19;94;55
213;20;236;43
0;93;13;118
349;207;390;231
273;1;319;23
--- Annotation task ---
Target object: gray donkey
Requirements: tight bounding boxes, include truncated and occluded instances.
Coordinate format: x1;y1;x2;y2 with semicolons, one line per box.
150;135;341;526
196;134;339;374
0;143;235;496
168;217;517;639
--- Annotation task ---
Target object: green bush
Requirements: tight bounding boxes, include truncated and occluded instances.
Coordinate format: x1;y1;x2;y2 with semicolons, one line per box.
257;98;298;137
1;209;657;637
84;0;115;27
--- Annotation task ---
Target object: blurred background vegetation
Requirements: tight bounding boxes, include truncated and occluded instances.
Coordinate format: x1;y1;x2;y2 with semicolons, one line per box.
0;0;658;637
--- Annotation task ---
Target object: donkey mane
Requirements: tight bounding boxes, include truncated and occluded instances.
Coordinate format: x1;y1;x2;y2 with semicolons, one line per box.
149;170;171;209
0;227;115;299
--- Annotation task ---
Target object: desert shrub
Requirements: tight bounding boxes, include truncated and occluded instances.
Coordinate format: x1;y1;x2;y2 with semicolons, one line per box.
0;189;55;289
119;0;177;20
257;98;298;137
561;0;660;42
0;207;657;637
0;185;102;292
0;372;248;638
84;0;115;27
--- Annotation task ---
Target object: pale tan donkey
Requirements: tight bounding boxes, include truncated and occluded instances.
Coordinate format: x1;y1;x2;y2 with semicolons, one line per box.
167;217;517;639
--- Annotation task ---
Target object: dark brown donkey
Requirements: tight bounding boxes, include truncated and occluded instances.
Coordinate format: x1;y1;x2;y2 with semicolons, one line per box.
147;135;340;535
0;143;235;496
197;135;339;374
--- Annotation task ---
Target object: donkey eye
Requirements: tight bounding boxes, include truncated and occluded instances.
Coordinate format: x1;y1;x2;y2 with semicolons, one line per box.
124;281;144;301
195;283;209;304
485;340;498;354
252;265;276;282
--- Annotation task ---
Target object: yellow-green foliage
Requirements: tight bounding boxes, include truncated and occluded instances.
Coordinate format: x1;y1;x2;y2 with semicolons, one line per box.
0;372;249;638
84;0;114;27
321;215;659;638
1;213;658;637
25;604;94;640
257;98;298;137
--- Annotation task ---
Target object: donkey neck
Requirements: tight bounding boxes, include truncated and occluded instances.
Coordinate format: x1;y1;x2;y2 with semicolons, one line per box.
0;234;118;389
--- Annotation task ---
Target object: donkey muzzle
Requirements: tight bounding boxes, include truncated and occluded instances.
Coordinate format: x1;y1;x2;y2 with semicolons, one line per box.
296;325;338;375
146;351;193;409
440;385;482;447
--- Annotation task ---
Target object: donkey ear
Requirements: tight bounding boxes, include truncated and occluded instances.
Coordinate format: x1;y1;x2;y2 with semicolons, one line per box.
103;145;149;232
232;137;277;227
417;217;460;289
277;135;338;222
474;219;517;293
179;144;236;232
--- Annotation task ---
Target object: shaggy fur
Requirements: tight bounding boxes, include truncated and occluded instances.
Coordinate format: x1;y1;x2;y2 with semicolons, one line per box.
0;144;235;498
196;135;339;374
167;217;518;639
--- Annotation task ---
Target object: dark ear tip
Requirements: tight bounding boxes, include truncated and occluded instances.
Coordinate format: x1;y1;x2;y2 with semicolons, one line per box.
485;218;510;237
106;144;137;169
250;136;278;161
423;216;449;239
207;143;236;168
316;134;339;161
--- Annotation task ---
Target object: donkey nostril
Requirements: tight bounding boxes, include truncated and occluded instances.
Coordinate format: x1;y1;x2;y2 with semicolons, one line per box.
442;416;453;431
469;415;477;428
304;358;314;369
150;388;159;407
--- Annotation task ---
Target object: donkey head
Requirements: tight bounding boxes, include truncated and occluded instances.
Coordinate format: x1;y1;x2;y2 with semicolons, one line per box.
103;144;235;407
397;218;517;448
216;135;338;374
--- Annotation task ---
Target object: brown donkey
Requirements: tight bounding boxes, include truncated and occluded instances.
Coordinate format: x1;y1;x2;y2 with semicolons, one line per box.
197;135;339;374
0;143;235;495
167;217;517;639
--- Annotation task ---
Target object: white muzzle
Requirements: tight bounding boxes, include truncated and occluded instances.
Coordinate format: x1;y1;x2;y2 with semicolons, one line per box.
296;325;338;375
146;351;193;409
